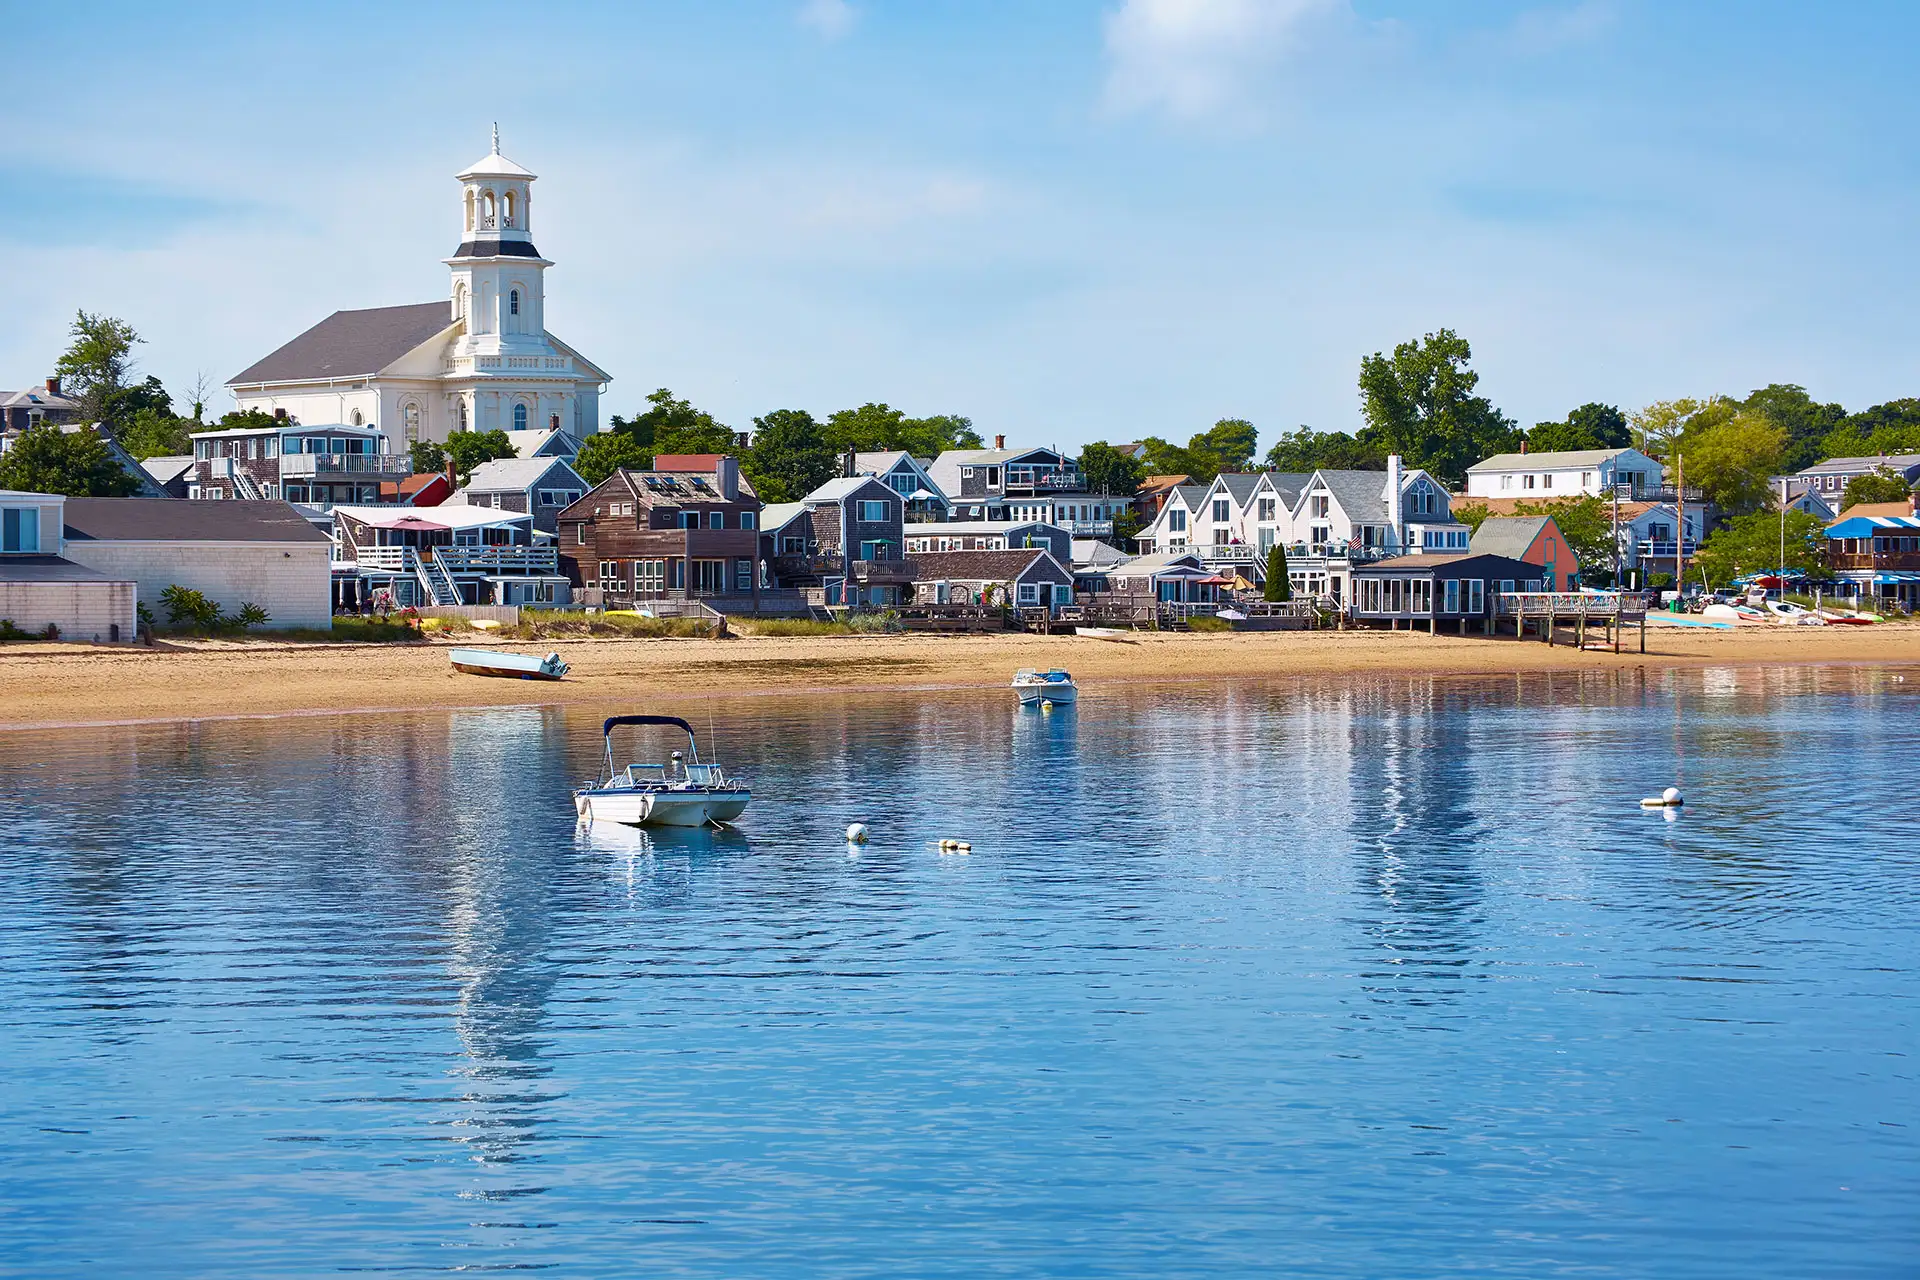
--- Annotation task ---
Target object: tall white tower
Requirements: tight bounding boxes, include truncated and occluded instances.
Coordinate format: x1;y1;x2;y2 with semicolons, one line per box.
447;126;551;361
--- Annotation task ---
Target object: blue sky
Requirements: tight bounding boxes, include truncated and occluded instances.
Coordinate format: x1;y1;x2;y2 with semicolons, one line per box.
6;1;1918;450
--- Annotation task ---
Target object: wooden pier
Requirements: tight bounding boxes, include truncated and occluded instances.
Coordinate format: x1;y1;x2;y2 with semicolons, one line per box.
1496;592;1649;653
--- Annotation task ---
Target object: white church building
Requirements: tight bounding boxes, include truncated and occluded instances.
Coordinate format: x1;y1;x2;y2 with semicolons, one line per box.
226;132;610;453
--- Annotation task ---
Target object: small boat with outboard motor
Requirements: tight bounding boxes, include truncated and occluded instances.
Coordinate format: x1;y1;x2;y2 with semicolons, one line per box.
449;648;569;680
574;714;750;828
1011;668;1078;707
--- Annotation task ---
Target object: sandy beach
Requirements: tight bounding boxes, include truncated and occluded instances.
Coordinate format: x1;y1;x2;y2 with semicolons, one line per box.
0;621;1914;730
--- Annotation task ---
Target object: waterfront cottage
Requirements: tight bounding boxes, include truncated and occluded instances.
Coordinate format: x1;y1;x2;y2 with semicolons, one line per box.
1464;447;1664;499
926;441;1123;535
1348;552;1543;630
62;497;332;630
1825;511;1920;610
558;455;763;610
0;489;136;642
760;475;915;607
851;450;951;522
901;519;1071;563
1469;516;1580;591
453;456;587;533
333;502;566;610
908;548;1076;611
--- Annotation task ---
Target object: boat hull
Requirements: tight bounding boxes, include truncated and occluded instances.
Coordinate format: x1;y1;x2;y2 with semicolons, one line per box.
1015;683;1078;706
451;661;565;681
574;787;751;827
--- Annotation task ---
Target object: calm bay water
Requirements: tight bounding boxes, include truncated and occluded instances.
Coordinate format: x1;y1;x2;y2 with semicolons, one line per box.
1;666;1916;1277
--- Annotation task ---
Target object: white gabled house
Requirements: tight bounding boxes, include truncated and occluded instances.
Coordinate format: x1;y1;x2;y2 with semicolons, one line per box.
1283;457;1467;603
1464;447;1664;500
1138;482;1212;555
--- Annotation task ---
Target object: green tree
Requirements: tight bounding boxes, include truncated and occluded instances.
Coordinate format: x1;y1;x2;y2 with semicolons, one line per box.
1566;402;1631;448
444;429;515;484
610;387;726;452
214;408;283;432
1078;441;1147;497
408;440;448;474
1694;509;1828;587
821;403;981;458
1629;397;1734;460
1526;419;1604;453
98;374;174;433
1139;435;1207;482
905;413;983;453
1263;427;1385;473
53;311;141;423
1263;544;1291;601
1355;328;1519;485
1820;398;1920;460
1679;412;1787;514
574;432;652;486
1841;467;1915;509
118;407;194;459
0;423;139;496
743;409;836;503
1194;418;1259;473
1740;384;1846;472
1450;501;1494;534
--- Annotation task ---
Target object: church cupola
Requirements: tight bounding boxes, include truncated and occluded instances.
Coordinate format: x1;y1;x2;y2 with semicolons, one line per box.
453;124;541;260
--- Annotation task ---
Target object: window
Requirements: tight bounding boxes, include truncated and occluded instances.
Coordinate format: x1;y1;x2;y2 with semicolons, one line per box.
692;559;728;593
635;560;665;596
1543;473;1554;490
669;559;686;589
549;413;560;431
1469;579;1485;614
782;535;805;554
513;404;528;432
1411;580;1432;614
1258;498;1276;521
538;489;580;508
575;524;586;546
858;499;889;523
350;410;364;426
458;400;469;430
509;289;520;316
681;512;699;529
504;190;516;227
986;467;1001;487
736;558;753;592
1168;509;1187;533
1018;582;1039;604
708;511;724;530
1500;579;1516;599
1524;474;1537;490
1;507;39;552
598;559;624;592
1052;584;1072;606
740;511;756;530
1311;494;1330;519
1213;499;1230;522
1500;474;1512;491
1444;579;1460;613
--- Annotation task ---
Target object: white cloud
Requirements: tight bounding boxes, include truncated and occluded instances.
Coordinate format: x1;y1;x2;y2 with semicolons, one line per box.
1102;0;1344;122
797;0;856;41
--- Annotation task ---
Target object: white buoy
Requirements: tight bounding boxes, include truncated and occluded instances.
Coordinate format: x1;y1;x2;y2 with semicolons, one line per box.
1639;787;1684;809
846;822;869;844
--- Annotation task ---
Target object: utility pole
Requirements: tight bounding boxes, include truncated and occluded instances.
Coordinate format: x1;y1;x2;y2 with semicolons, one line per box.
1779;476;1788;593
1674;453;1685;605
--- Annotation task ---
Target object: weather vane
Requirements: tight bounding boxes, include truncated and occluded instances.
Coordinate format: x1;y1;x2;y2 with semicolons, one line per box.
491;122;499;153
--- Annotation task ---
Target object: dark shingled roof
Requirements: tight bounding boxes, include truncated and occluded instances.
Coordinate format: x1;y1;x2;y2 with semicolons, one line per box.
63;498;331;544
907;548;1067;581
228;301;453;385
0;555;125;584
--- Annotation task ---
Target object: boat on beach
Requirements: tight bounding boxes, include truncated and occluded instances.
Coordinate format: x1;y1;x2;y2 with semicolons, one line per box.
449;648;569;680
1012;668;1078;706
574;715;751;828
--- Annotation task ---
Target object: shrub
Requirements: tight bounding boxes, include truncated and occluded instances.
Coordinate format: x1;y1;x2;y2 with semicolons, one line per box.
160;584;223;630
136;602;155;627
234;602;271;631
1186;615;1233;632
0;618;26;642
846;609;901;633
740;618;856;637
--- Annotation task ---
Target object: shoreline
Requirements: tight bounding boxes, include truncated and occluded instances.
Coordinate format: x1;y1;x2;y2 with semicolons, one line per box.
2;623;1916;731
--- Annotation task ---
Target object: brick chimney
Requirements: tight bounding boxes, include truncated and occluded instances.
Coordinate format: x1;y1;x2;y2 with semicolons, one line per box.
1519;438;1527;455
273;407;288;420
994;434;1005;450
716;454;740;501
841;449;855;479
44;376;59;395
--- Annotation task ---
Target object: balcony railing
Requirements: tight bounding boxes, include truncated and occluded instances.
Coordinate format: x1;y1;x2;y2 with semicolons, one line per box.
436;545;558;574
1285;542;1395;563
281;454;413;477
1831;551;1920;571
1058;519;1114;536
1198;543;1257;562
1636;540;1699;559
1002;467;1081;493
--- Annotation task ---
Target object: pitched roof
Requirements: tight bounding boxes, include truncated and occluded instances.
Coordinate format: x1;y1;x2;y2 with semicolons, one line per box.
139;455;195;486
801;475;890;504
1355;551;1537;573
1798;453;1920;476
1265;472;1312;503
906;548;1062;581
1215;473;1264;505
506;428;578;459
901;520;1059;537
1072;538;1130;567
1141;474;1190;491
1468;447;1639;472
333;503;530;530
1310;469;1394;522
610;467;759;508
1470;516;1554;559
1832;500;1920;523
653;453;732;473
1110;552;1208;577
62;498;330;543
461;456;582;493
0;555;126;584
759;501;807;532
228;302;454;385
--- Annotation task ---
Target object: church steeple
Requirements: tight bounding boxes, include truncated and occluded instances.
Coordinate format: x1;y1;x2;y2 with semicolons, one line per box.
452;128;540;260
447;129;553;354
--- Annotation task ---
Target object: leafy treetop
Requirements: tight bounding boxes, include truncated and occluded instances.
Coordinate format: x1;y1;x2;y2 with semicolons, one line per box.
0;423;140;496
1355;328;1519;485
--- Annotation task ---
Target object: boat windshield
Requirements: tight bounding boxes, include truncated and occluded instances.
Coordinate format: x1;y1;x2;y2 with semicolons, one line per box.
1045;670;1072;681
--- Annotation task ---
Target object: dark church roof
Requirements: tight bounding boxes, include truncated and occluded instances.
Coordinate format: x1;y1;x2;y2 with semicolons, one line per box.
228;301;454;386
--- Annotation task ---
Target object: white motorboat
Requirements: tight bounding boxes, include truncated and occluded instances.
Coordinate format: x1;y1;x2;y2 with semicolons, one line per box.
450;648;568;680
1012;668;1078;706
573;715;751;828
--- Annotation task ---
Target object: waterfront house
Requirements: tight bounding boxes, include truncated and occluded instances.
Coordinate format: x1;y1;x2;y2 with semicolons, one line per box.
189;419;409;506
1136;482;1212;554
926;440;1123;535
1787;453;1920;504
333;502;567;610
62;498;334;630
1133;474;1192;527
1349;552;1543;630
453;456;587;533
1469;516;1580;591
557;455;763;610
851;450;951;522
1458;494;1703;581
1171;472;1310;586
1071;538;1132;591
0;489;136;642
1;377;83;435
1824;510;1920;610
908;547;1076;611
1102;551;1220;604
760;475;915;607
1283;458;1468;604
1464;447;1665;500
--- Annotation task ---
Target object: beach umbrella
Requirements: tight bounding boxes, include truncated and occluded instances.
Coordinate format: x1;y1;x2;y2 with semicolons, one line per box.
383;515;450;531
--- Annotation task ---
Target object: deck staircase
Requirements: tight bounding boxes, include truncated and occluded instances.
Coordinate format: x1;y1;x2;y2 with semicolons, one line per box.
416;550;464;606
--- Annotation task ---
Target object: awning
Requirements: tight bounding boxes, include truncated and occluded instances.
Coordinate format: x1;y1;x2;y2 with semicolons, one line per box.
1873;572;1920;584
908;489;940;501
380;515;449;531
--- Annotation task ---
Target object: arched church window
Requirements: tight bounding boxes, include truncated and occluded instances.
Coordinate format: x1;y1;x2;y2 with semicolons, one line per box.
504;190;515;227
513;404;528;431
458;399;469;431
464;190;474;233
481;190;496;230
455;283;467;320
404;403;421;445
509;290;520;316
350;410;364;426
